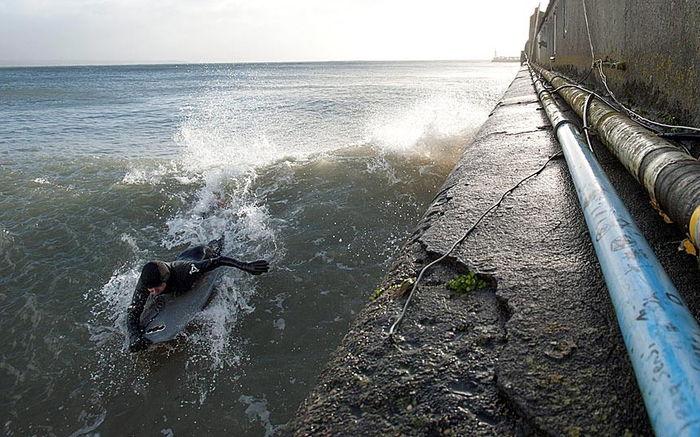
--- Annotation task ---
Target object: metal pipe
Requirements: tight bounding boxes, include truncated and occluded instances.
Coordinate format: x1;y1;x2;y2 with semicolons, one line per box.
531;63;700;252
532;69;700;437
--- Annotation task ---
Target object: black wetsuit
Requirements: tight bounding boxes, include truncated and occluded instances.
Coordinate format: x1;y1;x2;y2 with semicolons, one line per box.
126;242;269;352
126;257;225;339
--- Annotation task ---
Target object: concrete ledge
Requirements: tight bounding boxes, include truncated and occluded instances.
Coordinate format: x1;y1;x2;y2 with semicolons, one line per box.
283;67;665;436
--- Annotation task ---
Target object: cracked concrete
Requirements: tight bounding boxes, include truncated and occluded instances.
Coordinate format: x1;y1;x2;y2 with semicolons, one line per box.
283;68;700;436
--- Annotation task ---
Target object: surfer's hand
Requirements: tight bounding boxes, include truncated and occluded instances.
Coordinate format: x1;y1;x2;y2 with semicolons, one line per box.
219;257;269;275
244;260;269;275
128;335;152;353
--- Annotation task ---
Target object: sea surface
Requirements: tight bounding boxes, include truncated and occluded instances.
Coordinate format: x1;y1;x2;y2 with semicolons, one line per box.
0;61;518;436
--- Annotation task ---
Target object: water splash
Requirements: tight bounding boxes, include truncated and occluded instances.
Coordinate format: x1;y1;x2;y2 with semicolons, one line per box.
367;93;484;154
3;62;520;435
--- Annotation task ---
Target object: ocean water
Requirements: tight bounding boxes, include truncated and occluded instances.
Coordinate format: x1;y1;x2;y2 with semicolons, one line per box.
0;61;518;436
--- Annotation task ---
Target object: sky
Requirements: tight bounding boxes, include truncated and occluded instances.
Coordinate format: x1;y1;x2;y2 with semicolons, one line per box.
0;0;545;66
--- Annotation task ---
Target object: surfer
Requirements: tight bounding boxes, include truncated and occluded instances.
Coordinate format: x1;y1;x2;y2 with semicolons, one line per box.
127;240;269;352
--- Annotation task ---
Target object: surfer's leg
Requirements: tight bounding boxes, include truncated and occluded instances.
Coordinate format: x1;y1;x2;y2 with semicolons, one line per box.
176;237;223;261
203;237;224;258
176;246;206;261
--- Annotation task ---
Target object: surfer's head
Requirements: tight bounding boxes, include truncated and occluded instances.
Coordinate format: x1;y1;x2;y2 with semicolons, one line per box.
141;261;170;294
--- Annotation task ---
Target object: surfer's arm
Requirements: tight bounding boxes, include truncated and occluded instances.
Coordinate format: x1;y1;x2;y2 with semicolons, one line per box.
126;286;149;338
182;257;236;275
180;257;269;281
126;286;153;352
217;256;270;275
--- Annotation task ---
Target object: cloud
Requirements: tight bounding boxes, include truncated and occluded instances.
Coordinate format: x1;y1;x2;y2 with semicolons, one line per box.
0;0;544;65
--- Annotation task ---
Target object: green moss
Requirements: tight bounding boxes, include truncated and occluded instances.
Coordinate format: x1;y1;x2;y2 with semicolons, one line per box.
370;287;386;300
370;283;398;300
445;271;488;296
370;278;416;300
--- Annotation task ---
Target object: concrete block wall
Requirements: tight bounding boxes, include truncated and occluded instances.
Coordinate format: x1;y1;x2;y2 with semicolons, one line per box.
527;0;700;128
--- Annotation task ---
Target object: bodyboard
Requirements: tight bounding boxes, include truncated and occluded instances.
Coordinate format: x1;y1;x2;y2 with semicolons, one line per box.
140;242;222;343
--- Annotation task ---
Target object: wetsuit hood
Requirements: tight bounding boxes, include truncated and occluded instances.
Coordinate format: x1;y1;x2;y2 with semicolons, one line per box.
141;261;170;288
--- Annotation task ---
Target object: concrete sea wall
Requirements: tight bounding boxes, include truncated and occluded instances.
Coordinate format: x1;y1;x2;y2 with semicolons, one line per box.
284;67;700;435
527;0;700;128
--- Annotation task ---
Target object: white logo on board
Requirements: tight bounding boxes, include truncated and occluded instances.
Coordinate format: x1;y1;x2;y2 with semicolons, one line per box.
189;264;200;275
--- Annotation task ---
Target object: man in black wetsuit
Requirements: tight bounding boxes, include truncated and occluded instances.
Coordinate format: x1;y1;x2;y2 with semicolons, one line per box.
127;242;269;352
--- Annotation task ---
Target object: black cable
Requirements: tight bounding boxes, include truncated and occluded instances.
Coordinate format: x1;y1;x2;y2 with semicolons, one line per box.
657;133;700;141
582;93;598;159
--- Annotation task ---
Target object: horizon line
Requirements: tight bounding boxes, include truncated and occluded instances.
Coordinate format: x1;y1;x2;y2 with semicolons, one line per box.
0;56;522;69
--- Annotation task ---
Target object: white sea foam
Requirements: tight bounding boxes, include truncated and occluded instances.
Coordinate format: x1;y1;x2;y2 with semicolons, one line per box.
238;395;285;437
88;260;140;353
121;162;184;185
67;409;106;437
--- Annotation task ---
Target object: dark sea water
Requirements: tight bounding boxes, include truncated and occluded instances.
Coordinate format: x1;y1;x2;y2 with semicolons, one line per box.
0;61;518;436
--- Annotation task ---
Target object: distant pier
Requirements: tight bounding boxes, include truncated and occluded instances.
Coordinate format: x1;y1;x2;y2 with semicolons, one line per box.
491;55;520;62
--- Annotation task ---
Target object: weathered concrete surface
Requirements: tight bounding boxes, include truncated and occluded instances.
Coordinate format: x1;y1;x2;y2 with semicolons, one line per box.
284;68;700;436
